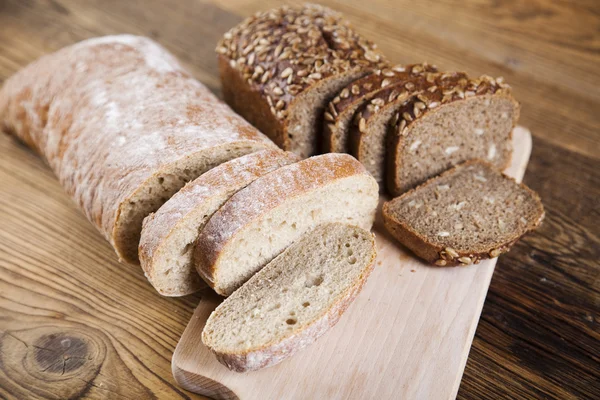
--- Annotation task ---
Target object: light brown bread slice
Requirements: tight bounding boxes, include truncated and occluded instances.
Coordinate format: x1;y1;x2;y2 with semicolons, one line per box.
383;160;544;266
387;74;519;196
139;150;299;296
0;35;274;264
195;153;379;296
202;222;377;372
349;68;464;186
216;4;387;158
322;63;438;154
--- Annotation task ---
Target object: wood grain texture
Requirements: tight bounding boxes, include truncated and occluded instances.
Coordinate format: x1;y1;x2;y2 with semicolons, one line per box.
0;1;598;399
171;128;532;400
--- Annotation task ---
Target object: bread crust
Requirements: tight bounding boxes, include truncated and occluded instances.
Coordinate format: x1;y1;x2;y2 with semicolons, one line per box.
203;226;377;372
0;35;274;263
139;149;299;296
324;64;438;154
383;160;545;266
387;75;520;196
216;4;387;157
194;153;378;295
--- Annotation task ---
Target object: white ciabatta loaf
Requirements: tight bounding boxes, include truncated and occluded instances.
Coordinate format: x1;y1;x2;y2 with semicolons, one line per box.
202;223;377;372
0;35;274;263
195;153;379;296
139;150;298;296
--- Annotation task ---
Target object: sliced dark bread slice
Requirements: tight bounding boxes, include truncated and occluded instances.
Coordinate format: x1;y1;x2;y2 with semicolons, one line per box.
387;75;519;196
383;160;544;266
348;67;460;186
139;149;299;296
195;153;379;296
217;4;387;158
322;63;438;153
202;222;377;372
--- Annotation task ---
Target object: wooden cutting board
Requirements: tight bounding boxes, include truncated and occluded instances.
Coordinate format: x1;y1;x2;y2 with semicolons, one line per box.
172;127;532;400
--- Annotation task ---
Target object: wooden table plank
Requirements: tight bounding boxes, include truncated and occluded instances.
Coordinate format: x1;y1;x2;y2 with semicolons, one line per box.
0;0;598;399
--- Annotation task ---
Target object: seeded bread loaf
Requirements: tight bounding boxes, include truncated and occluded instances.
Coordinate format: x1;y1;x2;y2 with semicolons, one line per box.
216;4;387;158
195;153;379;296
139;150;299;296
387;75;519;196
323;63;438;154
348;66;460;186
0;35;275;264
383;160;544;266
202;222;377;372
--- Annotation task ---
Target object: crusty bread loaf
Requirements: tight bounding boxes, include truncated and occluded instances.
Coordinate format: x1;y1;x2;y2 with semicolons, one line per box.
216;4;387;158
139;150;299;296
387;74;519;196
195;153;379;296
323;63;438;154
348;66;457;186
0;35;274;264
383;160;544;266
202;222;377;372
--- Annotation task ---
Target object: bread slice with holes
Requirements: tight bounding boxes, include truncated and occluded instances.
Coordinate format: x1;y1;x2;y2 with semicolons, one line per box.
202;222;377;372
387;75;519;196
195;153;379;296
383;160;544;266
139;149;299;296
324;63;438;154
216;4;387;158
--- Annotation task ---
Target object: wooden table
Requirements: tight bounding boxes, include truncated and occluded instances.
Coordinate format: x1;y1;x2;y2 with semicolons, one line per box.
0;1;598;399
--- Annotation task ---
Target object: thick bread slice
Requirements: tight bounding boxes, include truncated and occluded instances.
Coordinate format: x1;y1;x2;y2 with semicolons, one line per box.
202;222;377;372
0;35;274;264
195;153;379;296
139;150;299;296
387;75;519;196
383;160;544;266
216;4;387;158
323;63;438;154
349;68;462;186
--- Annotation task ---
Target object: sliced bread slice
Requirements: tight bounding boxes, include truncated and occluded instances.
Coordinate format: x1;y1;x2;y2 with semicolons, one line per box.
202;222;377;372
387;75;519;196
195;153;379;296
383;160;544;266
139;150;299;296
322;64;437;153
349;69;465;186
216;4;387;157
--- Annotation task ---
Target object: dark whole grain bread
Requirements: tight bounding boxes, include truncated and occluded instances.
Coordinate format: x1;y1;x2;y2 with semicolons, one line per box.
347;65;451;186
216;3;387;158
322;63;438;154
383;160;544;266
387;74;519;196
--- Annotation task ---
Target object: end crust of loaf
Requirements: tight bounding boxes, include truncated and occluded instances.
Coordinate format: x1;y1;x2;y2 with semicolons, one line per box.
139;149;298;296
383;160;545;266
216;4;387;157
202;223;377;372
194;153;379;296
387;74;519;196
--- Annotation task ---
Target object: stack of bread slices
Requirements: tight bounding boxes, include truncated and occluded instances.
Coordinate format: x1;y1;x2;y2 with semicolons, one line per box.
0;33;380;372
218;3;544;271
